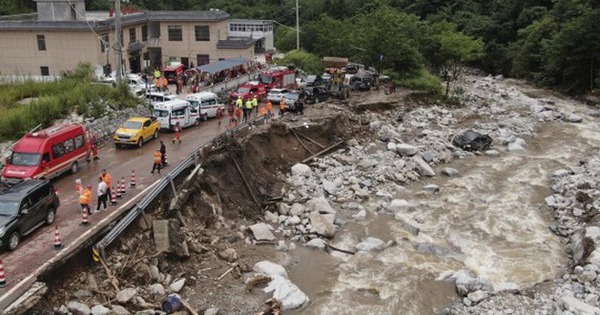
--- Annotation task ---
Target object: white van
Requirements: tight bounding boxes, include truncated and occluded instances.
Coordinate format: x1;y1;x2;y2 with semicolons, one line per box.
185;92;225;121
152;99;199;131
146;91;177;105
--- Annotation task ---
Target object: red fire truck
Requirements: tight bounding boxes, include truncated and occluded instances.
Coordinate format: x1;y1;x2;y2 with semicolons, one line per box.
258;67;296;90
229;81;268;101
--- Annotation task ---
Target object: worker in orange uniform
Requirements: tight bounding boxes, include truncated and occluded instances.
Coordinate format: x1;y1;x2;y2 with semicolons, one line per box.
216;106;224;126
279;97;285;117
162;76;168;93
101;169;112;202
266;100;273;117
79;184;93;215
151;149;162;174
172;122;182;144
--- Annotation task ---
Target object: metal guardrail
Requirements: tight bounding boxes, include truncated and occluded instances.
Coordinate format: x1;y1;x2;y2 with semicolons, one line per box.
94;115;266;258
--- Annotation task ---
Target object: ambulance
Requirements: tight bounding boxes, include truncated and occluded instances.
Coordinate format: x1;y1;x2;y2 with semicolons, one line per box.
185;92;225;121
152;99;200;131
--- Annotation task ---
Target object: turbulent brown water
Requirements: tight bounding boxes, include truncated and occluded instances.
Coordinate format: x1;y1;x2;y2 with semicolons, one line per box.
287;81;600;315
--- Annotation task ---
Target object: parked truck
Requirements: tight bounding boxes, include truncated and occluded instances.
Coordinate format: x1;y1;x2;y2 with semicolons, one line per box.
259;66;296;90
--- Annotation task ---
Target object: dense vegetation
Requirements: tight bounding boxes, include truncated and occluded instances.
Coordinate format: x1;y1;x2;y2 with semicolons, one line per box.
1;0;598;95
86;0;595;95
0;63;139;141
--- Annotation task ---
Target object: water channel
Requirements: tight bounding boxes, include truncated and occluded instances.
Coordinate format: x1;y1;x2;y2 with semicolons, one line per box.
287;81;600;314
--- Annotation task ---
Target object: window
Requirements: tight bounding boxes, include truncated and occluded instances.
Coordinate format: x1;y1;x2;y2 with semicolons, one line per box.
129;28;136;42
42;153;50;163
100;34;109;53
40;67;49;76
201;98;216;106
74;135;84;149
172;108;185;116
30;185;50;206
195;26;210;41
142;25;148;41
143;120;151;128
168;25;182;41
196;54;209;66
51;143;64;159
37;35;46;51
63;139;74;153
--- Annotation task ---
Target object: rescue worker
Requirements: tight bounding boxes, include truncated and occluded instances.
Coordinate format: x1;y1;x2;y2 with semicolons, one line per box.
234;106;242;127
216;106;224;126
235;96;243;109
101;169;112;202
151;149;162;174
96;176;107;212
244;98;253;122
75;178;82;194
279;96;285;117
161;76;168;92
172;122;182;144
154;69;161;79
79;184;93;215
251;95;259;115
259;106;266;117
266;100;273;118
154;77;162;91
87;133;99;161
160;141;167;167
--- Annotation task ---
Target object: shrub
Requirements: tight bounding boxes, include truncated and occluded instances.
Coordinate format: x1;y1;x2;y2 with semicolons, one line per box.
399;68;442;95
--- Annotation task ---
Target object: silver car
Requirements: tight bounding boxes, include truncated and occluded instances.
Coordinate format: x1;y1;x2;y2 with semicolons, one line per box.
267;88;290;103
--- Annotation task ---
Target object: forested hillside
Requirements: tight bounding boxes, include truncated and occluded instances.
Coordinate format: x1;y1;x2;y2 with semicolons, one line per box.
2;0;599;94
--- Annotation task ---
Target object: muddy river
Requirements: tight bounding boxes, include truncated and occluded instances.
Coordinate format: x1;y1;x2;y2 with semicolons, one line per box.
286;85;600;314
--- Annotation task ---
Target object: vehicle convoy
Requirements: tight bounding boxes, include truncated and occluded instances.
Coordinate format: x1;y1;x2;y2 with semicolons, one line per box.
258;66;296;90
153;99;199;130
2;124;91;183
113;117;161;148
185;92;225;120
229;81;267;101
0;179;60;251
281;90;310;110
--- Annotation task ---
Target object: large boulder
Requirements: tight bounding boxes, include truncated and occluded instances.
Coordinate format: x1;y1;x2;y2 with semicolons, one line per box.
253;261;309;311
309;211;336;238
67;301;91;315
305;196;336;214
452;130;493;152
248;223;276;241
291;163;312;177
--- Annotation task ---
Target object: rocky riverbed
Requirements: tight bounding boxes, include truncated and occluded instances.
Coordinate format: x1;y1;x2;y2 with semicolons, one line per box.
31;71;600;315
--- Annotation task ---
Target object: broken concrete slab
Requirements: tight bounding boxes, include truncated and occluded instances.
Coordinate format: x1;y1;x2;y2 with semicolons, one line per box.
249;223;276;241
152;220;170;253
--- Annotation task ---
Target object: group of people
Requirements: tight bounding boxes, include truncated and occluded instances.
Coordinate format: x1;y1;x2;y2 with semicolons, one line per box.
226;95;286;128
76;169;113;216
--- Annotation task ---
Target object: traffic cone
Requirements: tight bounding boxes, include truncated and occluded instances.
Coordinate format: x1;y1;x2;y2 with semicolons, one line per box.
0;259;7;288
110;187;117;205
115;184;122;199
120;178;127;194
130;170;136;187
81;209;89;226
53;226;62;250
164;153;169;166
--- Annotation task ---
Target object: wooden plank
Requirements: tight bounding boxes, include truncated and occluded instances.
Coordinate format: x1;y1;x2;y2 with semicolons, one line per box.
301;140;345;164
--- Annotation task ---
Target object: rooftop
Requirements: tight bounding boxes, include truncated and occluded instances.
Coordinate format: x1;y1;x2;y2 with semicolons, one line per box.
217;37;256;49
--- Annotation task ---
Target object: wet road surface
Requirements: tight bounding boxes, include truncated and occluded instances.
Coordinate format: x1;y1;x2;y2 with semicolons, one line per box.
0;117;229;307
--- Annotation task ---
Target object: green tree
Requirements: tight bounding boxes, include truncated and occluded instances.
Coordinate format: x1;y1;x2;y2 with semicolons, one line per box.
274;50;323;74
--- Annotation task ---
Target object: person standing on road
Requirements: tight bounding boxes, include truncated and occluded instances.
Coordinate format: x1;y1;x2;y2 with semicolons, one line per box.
244;99;253;122
235;96;243;109
151;149;162;174
172;122;182;144
101;169;112;202
266;100;273;118
79;184;92;215
216;106;224;126
252;95;259;115
160;140;167;167
96;176;107;212
234;106;241;127
279;96;285;117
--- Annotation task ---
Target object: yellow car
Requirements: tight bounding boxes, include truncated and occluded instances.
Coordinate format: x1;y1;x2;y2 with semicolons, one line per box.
113;117;161;148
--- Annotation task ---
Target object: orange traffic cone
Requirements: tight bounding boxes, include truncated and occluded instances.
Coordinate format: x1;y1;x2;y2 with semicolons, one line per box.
164;153;169;166
130;170;136;187
115;183;122;199
53;226;62;250
81;209;89;226
110;187;117;205
0;259;7;288
120;178;127;194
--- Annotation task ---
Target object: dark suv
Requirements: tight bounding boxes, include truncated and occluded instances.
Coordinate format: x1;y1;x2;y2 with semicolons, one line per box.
0;180;60;251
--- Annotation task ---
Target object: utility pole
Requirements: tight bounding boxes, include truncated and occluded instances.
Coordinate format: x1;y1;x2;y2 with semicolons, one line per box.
295;0;299;50
115;0;123;83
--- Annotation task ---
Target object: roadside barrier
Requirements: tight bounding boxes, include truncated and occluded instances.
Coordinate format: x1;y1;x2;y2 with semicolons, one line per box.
110;187;117;205
81;209;89;226
53;226;62;250
94;115;265;259
0;259;7;288
120;178;127;194
130;170;136;187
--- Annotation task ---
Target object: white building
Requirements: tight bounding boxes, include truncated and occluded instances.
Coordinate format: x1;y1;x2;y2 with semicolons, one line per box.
228;19;274;52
